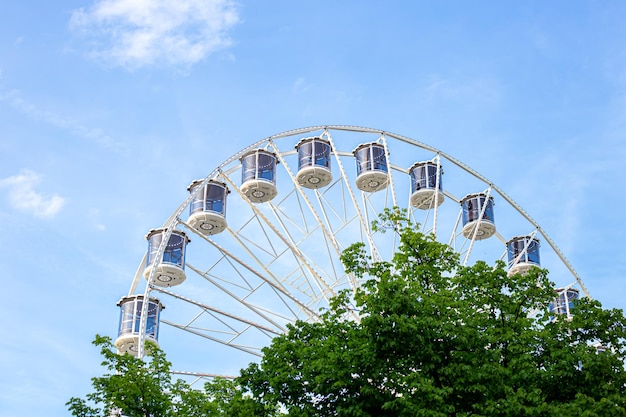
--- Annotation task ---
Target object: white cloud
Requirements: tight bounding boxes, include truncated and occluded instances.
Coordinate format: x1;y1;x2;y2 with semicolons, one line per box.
0;170;65;218
69;0;240;69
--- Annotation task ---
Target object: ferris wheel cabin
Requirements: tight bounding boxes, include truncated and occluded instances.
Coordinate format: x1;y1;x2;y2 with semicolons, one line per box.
507;235;541;276
143;229;189;287
114;295;164;355
240;149;279;203
549;287;579;320
353;142;389;192
461;193;496;240
409;161;444;209
295;137;332;189
187;180;230;235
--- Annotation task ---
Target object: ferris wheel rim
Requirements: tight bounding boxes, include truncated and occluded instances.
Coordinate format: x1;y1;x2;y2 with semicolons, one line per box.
129;124;588;299
122;124;589;366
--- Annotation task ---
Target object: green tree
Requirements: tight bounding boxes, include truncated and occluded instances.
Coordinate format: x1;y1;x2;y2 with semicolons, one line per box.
240;208;626;416
67;335;277;417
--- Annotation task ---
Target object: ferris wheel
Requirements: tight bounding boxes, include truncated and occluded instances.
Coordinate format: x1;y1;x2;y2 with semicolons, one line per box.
114;125;589;383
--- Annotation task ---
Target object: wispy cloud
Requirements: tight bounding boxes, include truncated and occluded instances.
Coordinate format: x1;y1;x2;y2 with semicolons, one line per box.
292;77;312;94
69;0;240;70
0;89;128;154
425;74;502;106
88;208;107;231
0;170;65;218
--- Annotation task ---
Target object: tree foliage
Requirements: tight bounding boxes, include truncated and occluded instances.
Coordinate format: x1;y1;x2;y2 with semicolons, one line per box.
240;208;626;416
71;209;626;416
67;335;277;417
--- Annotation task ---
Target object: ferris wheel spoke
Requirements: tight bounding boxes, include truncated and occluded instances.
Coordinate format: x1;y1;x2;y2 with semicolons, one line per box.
161;319;263;357
269;193;311;236
222;223;318;308
170;370;237;382
183;220;286;293
315;181;359;234
269;142;348;267
152;287;283;336
220;174;337;304
185;261;312;328
267;201;348;292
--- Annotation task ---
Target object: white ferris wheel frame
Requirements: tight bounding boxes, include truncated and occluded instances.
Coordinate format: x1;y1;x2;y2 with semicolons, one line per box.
123;125;589;380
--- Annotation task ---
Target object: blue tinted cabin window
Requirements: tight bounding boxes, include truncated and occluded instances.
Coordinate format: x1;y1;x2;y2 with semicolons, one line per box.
462;195;494;225
256;153;276;181
118;300;136;335
117;298;161;339
146;233;163;267
565;289;578;313
161;234;185;265
133;301;142;335
355;144;387;175
410;163;442;192
298;139;331;170
507;237;540;266
205;184;225;214
550;289;579;316
355;147;368;175
241;151;277;184
315;141;331;167
190;197;203;214
146;231;187;268
145;300;160;338
190;182;227;215
241;153;258;183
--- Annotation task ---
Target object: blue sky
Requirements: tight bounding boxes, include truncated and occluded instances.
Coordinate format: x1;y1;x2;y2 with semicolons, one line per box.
2;1;626;415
